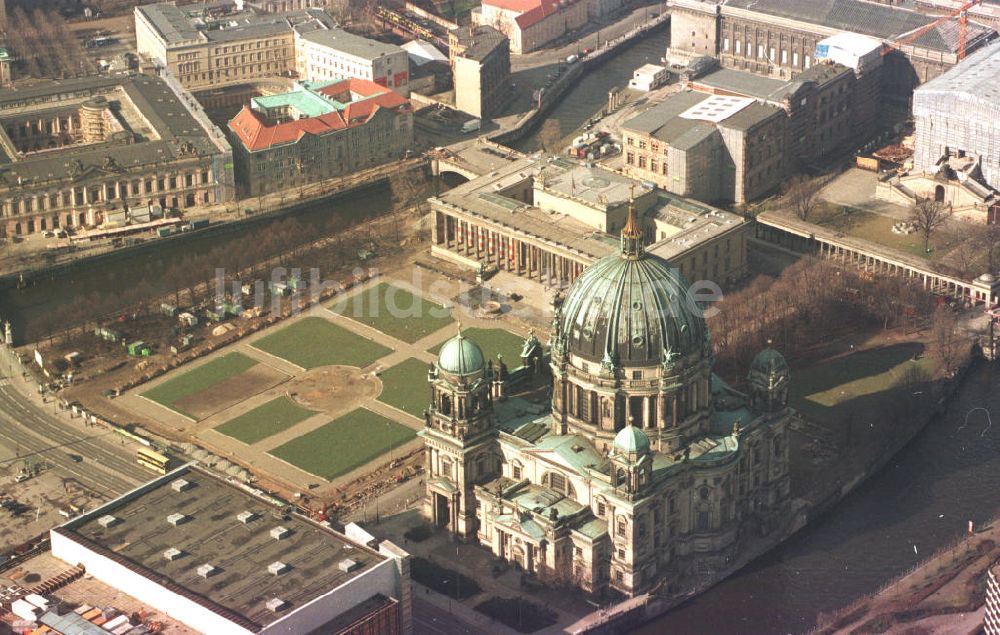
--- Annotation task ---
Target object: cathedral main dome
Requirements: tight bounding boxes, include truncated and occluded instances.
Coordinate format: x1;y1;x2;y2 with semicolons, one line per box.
555;202;708;367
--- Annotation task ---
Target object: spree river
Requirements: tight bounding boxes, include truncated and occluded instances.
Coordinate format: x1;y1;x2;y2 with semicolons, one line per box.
642;360;1000;633
2;33;997;632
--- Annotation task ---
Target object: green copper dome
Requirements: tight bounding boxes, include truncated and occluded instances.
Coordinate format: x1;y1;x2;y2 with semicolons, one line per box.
557;250;707;366
437;330;486;376
750;346;788;376
613;424;650;455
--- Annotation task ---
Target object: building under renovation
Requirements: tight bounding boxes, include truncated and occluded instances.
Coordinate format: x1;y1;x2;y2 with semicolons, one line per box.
878;39;1000;221
667;0;997;101
912;39;1000;193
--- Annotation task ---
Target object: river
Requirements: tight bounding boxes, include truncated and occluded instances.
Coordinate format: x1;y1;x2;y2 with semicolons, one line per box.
2;31;994;632
0;182;393;344
511;36;667;153
641;360;1000;634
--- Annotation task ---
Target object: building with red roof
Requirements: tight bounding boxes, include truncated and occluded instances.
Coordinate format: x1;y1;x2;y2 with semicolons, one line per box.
471;0;590;54
227;78;413;197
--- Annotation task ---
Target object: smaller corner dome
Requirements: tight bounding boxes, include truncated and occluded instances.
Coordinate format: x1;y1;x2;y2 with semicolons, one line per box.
613;425;650;455
437;331;486;376
750;347;788;376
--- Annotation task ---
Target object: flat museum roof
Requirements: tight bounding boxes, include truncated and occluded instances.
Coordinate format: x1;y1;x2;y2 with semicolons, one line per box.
55;465;385;631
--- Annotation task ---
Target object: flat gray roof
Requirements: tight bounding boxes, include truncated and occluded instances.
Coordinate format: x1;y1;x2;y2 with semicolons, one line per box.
622;90;779;144
299;28;404;60
649;191;748;261
56;465;385;631
137;3;334;46
693;68;788;101
916;38;1000;102
723;0;996;53
451;25;508;61
137;3;202;45
537;159;651;209
435;157;617;262
0;74;220;181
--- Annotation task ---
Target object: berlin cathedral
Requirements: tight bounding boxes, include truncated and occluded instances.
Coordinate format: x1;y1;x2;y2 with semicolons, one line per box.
419;202;794;597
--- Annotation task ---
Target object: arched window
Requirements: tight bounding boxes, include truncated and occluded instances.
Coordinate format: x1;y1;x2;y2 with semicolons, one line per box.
616;516;627;536
441;394;451;416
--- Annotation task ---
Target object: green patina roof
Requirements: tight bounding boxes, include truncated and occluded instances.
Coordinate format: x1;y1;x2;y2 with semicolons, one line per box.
558;248;708;366
750;347;789;376
574;517;608;540
252;88;342;118
251;79;386;120
437;331;486;376
613;425;650;455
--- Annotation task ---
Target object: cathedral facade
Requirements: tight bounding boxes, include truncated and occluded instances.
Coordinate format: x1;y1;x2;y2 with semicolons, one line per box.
419;202;794;597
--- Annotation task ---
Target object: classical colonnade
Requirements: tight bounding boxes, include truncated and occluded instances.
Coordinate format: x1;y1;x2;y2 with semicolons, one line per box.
432;207;589;287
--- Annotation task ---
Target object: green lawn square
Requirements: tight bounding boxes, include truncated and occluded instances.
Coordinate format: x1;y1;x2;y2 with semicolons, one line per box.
269;409;415;480
377;358;432;417
142;352;257;413
332;282;453;343
428;327;526;370
252;316;392;369
214;396;317;444
789;342;934;425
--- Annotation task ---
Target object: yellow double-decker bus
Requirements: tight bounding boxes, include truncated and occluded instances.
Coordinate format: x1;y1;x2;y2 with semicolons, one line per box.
136;447;171;474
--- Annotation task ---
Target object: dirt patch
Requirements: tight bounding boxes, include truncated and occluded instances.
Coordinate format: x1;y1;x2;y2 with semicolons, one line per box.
173;365;289;420
285;366;381;414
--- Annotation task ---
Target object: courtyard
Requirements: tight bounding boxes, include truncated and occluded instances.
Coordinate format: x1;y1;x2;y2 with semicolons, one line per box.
113;276;531;494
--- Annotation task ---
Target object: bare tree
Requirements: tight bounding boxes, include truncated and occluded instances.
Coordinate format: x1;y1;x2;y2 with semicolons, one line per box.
537;119;563;154
977;222;1000;275
931;306;963;375
783;175;823;221
910;197;952;254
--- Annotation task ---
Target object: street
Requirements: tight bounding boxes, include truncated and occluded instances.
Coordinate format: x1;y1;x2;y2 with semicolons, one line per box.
0;346;147;496
413;597;480;634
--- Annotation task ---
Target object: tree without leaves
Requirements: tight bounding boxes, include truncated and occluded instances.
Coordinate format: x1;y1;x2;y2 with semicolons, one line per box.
910;197;952;254
782;175;823;221
931;306;963;375
537;119;563;154
977;222;1000;275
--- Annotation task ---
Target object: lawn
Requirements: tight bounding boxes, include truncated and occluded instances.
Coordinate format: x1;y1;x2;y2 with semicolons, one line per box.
377;357;431;417
789;342;933;425
142;352;257;413
331;282;453;343
428;327;526;369
214;396;317;445
812;202;958;260
269;408;415;480
252;316;392;369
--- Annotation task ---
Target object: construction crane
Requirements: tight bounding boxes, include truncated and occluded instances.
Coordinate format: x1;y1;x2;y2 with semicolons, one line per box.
882;0;983;60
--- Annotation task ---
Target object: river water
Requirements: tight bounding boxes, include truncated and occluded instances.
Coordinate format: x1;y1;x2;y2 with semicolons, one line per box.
642;360;1000;634
512;36;666;153
1;33;995;632
0;182;394;343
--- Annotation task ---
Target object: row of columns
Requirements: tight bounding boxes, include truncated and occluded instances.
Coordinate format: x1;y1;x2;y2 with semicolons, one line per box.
434;210;585;286
3;169;213;218
757;222;988;303
817;237;979;301
564;377;710;431
7;114;80;139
